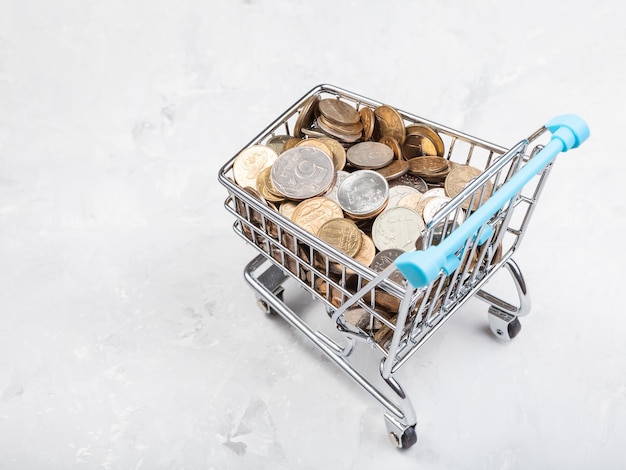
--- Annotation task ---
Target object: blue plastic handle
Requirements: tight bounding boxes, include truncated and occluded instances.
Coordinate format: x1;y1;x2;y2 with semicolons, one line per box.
395;114;590;288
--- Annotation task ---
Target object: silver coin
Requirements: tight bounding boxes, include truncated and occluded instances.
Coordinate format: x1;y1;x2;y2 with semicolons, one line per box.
384;185;421;212
388;173;429;193
324;170;350;204
346;142;394;169
420;188;447;200
372;206;426;252
337;170;389;216
370;248;406;285
423;196;466;226
271;146;335;200
422;196;452;224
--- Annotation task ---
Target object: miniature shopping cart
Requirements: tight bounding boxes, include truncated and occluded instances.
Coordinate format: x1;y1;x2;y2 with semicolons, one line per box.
217;84;589;448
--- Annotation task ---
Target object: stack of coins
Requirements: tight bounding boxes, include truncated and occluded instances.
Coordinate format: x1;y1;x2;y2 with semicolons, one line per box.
316;98;364;143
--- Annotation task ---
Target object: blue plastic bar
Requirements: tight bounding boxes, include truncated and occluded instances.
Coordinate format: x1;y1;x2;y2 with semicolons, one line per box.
395;115;590;288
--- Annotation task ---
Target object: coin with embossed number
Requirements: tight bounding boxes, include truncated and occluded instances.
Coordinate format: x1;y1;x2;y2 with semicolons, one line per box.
347;142;394;169
292;197;343;234
233;145;278;190
271;146;335;200
337;170;389;217
372;206;425;252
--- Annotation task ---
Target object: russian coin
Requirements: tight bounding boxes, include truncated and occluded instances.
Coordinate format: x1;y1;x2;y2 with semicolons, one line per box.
408;156;449;176
374;105;406;145
422;196;452;224
295;138;333;159
375;159;410;180
379;135;404;160
283;137;302;152
421;187;447;199
301;126;327;138
318;98;361;125
318;137;347;170
266;134;292;154
372;206;425;252
294;94;319;138
233;144;279;190
415;188;447;218
445;165;493;211
370;248;406;285
385;185;421;212
405;123;445;156
317;218;362;257
324;170;350;204
279;200;298;220
402;134;439;158
292;197;343;235
271;146;335;200
256;167;285;203
337;170;389;217
316;115;362;142
388;173;429;193
347;142;394;169
359;107;375;141
352;232;376;270
397;192;424;212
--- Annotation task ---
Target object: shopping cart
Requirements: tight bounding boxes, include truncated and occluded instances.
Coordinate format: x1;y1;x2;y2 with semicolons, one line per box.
217;84;589;448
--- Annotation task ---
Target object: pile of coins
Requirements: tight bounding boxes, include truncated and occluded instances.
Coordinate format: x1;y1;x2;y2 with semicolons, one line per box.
230;94;496;348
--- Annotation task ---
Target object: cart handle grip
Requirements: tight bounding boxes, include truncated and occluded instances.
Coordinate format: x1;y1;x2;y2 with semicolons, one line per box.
394;114;590;288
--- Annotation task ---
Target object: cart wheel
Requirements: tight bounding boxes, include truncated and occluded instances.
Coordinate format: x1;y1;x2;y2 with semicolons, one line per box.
388;425;417;449
488;307;521;341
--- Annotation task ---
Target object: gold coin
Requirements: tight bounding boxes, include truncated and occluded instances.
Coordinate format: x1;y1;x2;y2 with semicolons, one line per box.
379;135;404;160
405;123;445;157
283;137;302;152
292;197;344;235
256;167;285;203
318;137;347;171
445;165;493;211
375;160;410;180
318;98;361;125
402;134;438;158
359;107;375;141
316;115;362;142
351;232;376;270
317;218;362;257
279;200;298;220
233;144;278;190
407;156;449;176
295;138;333;159
374;105;406;145
294;94;319;138
396;192;423;212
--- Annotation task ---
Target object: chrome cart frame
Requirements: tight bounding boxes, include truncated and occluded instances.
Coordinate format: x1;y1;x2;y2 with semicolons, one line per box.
217;84;589;448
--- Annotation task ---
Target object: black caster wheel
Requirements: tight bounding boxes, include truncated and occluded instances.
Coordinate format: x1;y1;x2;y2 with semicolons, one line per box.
488;307;521;341
388;424;417;449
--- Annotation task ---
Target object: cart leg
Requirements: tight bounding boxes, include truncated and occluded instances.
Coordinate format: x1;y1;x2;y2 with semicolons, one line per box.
475;258;530;341
243;254;418;449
